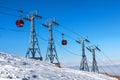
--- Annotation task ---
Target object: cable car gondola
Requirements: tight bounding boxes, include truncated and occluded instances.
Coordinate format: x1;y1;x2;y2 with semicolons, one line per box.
16;19;24;27
61;33;67;45
62;40;67;45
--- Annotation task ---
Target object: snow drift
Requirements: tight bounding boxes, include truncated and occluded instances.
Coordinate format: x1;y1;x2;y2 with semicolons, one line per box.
0;52;117;80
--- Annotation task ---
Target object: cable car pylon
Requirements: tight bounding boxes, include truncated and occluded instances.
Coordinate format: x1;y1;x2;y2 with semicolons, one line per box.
25;11;43;60
42;18;61;67
76;39;90;71
86;46;100;72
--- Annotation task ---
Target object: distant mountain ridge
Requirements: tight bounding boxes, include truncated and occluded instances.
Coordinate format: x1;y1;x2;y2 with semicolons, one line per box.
64;64;120;76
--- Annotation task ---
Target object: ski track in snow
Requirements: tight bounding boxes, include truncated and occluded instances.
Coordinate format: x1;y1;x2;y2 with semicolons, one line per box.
0;52;118;80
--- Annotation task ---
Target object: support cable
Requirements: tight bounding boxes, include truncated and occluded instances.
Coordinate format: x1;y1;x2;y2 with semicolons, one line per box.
56;43;81;56
0;11;20;17
0;5;20;12
0;5;27;14
53;28;76;41
101;51;117;66
36;33;48;42
97;63;106;74
60;24;85;39
96;55;117;75
0;27;28;32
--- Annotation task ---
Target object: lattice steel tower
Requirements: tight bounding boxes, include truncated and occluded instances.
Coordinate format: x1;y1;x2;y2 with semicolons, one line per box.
25;11;43;60
42;18;60;67
76;39;89;71
86;46;100;72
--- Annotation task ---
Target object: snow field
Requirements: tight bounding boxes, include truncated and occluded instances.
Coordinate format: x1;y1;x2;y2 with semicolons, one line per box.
0;52;117;80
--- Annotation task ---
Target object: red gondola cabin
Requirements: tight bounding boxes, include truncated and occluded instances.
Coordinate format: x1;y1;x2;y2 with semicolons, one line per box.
62;40;67;45
16;19;24;27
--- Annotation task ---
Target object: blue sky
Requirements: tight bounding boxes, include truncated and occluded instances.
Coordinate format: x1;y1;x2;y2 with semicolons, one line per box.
0;0;120;65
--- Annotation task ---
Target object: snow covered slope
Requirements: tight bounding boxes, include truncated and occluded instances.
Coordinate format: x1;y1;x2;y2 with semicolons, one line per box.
0;52;117;80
